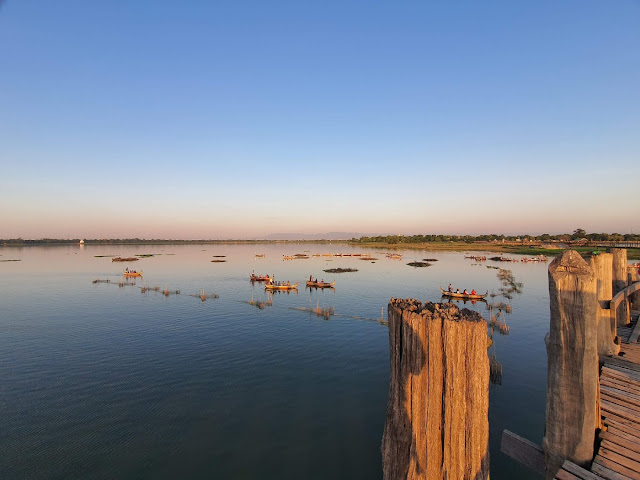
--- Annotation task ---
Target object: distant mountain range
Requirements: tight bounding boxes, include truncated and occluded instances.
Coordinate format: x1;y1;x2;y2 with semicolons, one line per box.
263;232;372;241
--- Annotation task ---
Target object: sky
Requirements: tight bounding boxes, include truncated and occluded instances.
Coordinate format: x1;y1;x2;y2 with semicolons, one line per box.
0;0;638;239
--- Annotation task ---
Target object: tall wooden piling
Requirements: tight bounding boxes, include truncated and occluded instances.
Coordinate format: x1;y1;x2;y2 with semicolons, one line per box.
543;251;598;479
610;248;630;326
382;299;489;480
589;253;619;356
629;268;640;311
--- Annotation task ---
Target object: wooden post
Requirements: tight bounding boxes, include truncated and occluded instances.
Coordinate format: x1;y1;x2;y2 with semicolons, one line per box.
629;269;640;311
610;248;630;326
543;251;598;479
382;299;489;480
590;253;619;356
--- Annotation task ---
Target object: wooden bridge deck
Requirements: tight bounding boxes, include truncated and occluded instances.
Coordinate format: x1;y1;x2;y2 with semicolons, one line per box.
554;310;640;480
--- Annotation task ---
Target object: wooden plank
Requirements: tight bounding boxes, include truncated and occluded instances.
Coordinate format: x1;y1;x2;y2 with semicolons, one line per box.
607;363;640;380
594;454;640;480
592;461;635;480
601;386;640;408
602;367;640;384
601;381;640;399
603;357;640;373
601;374;640;391
602;392;640;413
561;460;607;479
601;439;640;463
617;352;640;361
606;425;640;443
602;372;640;388
599;446;640;474
601;373;640;388
601;377;640;394
601;368;640;385
629;319;640;343
602;426;640;445
607;420;640;444
603;415;640;433
556;468;581;480
601;399;640;422
600;379;640;397
599;432;640;455
604;376;640;391
500;430;545;475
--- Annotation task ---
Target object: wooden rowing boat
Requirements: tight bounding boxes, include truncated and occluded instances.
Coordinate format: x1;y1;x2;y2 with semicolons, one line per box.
123;270;142;277
265;281;299;291
250;274;273;282
306;280;336;288
440;287;487;299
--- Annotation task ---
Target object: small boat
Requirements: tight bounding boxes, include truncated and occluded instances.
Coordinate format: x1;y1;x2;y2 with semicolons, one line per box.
464;255;486;261
306;280;336;288
123;270;142;277
440;287;487;299
250;273;273;282
265;281;299;291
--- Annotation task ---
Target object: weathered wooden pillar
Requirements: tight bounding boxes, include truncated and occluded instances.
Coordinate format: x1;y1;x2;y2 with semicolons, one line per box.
610;248;630;326
629;269;640;311
611;248;627;294
543;251;598;479
382;299;489;480
589;253;619;356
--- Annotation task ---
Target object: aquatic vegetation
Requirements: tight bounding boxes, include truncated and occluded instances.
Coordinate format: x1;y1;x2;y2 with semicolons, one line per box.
190;290;220;302
407;261;431;267
323;268;358;273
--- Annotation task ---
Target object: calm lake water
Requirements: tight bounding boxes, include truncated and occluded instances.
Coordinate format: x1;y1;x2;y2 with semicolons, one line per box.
1;244;550;479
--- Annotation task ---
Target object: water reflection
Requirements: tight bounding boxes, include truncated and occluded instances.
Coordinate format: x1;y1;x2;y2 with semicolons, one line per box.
0;243;548;480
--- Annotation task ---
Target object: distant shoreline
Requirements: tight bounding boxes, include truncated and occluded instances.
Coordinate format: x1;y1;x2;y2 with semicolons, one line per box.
3;239;638;259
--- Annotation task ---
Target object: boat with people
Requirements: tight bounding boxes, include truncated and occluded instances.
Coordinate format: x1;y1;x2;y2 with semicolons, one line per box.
250;273;273;282
265;281;299;291
123;269;142;277
306;280;336;288
440;287;487;299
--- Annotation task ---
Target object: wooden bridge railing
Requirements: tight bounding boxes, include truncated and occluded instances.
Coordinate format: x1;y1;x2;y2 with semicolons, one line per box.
501;248;640;480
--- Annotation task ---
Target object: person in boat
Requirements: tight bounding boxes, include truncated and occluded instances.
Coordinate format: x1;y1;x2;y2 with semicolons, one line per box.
448;283;453;292
471;289;477;295
463;289;468;295
455;288;460;293
309;275;313;282
125;268;129;272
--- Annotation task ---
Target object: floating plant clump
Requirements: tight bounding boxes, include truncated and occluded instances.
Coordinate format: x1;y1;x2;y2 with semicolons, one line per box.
323;268;358;273
407;261;431;267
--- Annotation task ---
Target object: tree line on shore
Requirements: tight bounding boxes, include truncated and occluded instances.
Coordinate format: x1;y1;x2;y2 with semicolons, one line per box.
2;229;638;246
350;229;640;245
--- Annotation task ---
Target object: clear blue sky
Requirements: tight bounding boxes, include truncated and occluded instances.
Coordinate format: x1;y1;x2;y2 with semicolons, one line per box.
1;0;638;239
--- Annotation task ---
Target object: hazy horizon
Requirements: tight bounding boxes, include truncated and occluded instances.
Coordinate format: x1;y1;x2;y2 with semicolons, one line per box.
1;1;638;239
